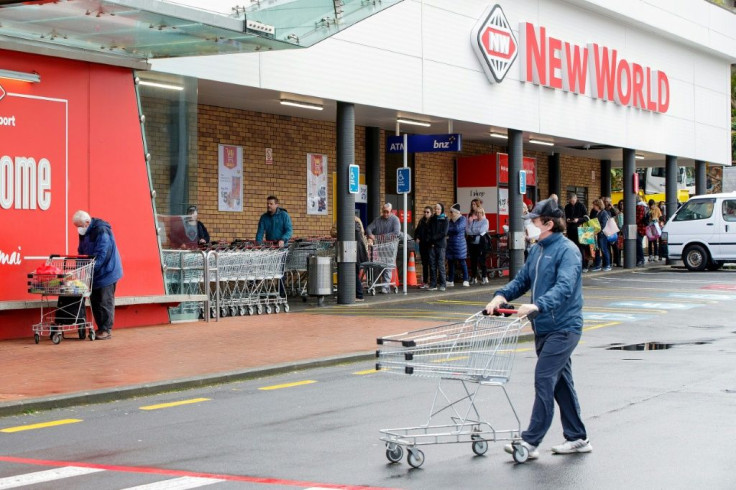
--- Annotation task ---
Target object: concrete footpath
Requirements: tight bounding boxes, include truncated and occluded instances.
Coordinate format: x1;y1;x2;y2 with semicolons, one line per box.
0;282;530;417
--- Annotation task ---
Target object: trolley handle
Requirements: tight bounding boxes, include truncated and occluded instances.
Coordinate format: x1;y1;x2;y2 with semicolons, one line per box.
481;305;539;319
49;254;94;259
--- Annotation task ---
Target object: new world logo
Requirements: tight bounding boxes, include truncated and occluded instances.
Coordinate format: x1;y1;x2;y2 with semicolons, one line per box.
471;4;518;83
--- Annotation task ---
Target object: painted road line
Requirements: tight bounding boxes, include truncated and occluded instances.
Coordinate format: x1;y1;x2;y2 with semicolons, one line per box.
0;466;103;488
583;306;669;313
0;419;82;433
353;368;379;375
585;295;716;304
583;321;620;332
665;292;736;300
609;301;703;310
139;398;210;411
584;312;656;321
259;380;317;391
0;456;397;490
124;476;223;489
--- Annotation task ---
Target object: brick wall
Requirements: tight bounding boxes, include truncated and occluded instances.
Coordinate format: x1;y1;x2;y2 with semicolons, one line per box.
196;105;371;243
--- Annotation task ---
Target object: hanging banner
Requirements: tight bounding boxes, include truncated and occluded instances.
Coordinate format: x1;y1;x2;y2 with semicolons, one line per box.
307;153;328;215
218;144;243;212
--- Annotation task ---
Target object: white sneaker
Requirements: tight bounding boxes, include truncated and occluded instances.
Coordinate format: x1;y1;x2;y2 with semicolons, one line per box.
446;282;454;287
482;277;489;285
551;439;593;454
419;284;429;289
462;281;470;287
504;441;539;460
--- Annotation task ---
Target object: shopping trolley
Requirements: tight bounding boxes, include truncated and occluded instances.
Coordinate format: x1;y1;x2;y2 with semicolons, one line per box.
27;255;96;344
362;233;399;295
376;309;532;467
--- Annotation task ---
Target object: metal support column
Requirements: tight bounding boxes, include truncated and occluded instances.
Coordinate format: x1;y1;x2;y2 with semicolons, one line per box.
548;152;561;199
336;102;356;304
600;159;612;198
366;127;381;224
665;155;678;219
695;160;707;196
623;149;637;269
508;129;524;279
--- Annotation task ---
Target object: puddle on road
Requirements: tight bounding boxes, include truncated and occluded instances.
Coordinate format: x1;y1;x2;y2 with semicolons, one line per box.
606;341;712;351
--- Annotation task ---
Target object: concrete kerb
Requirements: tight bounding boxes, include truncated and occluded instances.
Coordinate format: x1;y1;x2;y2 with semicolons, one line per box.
0;352;377;418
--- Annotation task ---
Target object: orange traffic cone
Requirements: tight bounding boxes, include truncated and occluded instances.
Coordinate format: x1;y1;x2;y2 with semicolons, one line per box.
391;267;399;287
406;251;418;286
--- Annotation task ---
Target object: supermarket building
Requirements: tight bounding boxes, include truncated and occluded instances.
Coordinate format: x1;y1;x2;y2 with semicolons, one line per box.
0;0;735;339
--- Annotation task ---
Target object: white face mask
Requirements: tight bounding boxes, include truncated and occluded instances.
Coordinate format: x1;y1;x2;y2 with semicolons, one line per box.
525;221;542;241
78;226;89;236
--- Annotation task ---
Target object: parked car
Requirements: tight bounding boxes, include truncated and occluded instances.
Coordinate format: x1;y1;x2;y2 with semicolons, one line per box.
661;192;736;271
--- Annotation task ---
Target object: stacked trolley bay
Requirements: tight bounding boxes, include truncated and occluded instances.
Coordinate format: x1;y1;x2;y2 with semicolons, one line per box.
162;242;289;319
376;311;532;467
27;255;96;344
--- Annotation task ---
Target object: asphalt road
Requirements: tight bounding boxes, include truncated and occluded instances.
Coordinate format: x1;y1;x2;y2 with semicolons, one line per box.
1;266;735;489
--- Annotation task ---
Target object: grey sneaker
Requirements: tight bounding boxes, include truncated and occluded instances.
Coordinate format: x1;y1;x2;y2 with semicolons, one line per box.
504;441;539;460
551;439;593;454
439;286;446;291
446;282;454;287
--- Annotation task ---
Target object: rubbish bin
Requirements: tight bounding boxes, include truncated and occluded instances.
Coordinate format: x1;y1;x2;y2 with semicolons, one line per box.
307;255;332;306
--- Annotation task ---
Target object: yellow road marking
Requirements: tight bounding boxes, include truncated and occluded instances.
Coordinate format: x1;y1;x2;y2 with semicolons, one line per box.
583;321;621;332
353;368;379;375
139;398;210;411
259;380;317;391
1;419;82;433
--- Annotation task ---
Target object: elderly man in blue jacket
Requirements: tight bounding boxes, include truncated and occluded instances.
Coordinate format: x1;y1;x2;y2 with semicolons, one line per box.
73;210;123;340
485;198;592;460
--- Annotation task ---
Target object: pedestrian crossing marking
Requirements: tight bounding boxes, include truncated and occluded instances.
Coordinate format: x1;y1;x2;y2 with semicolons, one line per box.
258;380;317;391
125;476;223;489
0;466;102;488
0;419;82;433
139;398;211;411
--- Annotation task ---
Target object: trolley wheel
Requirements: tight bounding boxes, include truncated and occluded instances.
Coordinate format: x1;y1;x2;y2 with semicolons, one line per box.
283;304;290;313
265;305;272;314
239;306;246;316
472;440;488;456
274;304;280;313
220;307;228;317
512;443;529;463
210;308;217;319
51;333;62;345
407;448;425;469
393;287;399;294
247;306;254;316
370;288;376;296
229;306;237;316
385;445;403;463
256;304;263;315
34;333;40;344
78;326;87;340
317;296;325;307
89;330;96;341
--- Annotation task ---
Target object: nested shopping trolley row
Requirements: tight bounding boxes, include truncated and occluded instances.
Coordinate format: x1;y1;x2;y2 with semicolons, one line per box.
376;311;532;467
163;245;289;319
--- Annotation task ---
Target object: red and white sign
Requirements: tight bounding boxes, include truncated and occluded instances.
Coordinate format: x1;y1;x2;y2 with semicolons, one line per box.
471;4;518;83
472;5;671;114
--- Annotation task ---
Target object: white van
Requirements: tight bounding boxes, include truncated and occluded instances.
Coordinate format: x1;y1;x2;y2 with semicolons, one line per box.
661;192;736;271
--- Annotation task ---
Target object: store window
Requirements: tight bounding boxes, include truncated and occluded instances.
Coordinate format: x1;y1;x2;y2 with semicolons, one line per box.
136;72;202;321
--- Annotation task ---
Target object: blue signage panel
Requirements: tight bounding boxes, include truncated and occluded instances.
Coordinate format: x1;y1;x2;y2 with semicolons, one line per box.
397;167;411;194
348;164;360;194
519;170;527;194
386;133;462;153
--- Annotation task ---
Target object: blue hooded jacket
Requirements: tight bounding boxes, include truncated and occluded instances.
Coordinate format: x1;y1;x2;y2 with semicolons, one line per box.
255;208;293;244
493;232;583;334
77;218;124;289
